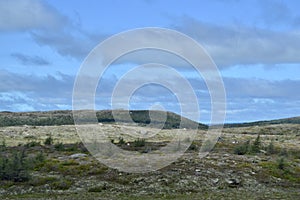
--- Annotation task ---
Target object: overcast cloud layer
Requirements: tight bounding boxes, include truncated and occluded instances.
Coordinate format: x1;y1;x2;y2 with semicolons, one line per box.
0;0;299;123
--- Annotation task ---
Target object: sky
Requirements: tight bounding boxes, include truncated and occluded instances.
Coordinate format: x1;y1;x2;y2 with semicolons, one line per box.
0;0;300;124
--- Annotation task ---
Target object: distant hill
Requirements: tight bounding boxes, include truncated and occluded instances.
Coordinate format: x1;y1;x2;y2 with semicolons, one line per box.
1;110;299;129
224;116;300;128
0;110;207;129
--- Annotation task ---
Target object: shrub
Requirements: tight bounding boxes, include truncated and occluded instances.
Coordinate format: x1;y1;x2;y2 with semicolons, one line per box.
188;142;199;151
51;179;73;190
0;139;6;151
88;184;108;192
279;148;288;157
35;152;45;164
266;141;276;155
54;142;64;151
29;176;58;186
234;140;250;155
25;141;41;147
0;149;30;182
277;157;285;170
118;137;125;145
250;134;261;153
44;135;53;145
133;138;146;147
234;135;264;155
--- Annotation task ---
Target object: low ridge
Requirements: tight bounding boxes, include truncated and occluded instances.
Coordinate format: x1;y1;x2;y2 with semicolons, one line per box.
0;110;207;129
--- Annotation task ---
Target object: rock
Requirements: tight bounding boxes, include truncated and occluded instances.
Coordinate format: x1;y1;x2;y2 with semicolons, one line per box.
225;178;241;188
259;149;267;154
69;153;87;159
252;156;261;163
212;178;219;184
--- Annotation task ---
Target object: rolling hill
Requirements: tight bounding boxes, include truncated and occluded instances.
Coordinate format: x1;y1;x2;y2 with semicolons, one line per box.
0;110;207;129
224;116;300;128
0;110;299;129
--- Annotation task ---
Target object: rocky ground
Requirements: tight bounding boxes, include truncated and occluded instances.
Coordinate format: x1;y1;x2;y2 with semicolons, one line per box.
0;123;299;199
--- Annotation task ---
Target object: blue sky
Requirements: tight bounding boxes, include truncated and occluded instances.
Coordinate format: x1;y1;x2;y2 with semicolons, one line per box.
0;0;300;123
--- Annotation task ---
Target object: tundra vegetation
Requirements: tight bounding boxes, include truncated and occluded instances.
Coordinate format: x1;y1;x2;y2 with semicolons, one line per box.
0;111;299;199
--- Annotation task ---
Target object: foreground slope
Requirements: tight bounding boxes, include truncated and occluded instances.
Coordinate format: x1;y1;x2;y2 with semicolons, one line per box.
0;112;299;199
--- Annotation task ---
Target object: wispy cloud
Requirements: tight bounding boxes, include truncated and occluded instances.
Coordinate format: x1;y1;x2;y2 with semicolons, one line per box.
31;30;108;60
11;53;50;66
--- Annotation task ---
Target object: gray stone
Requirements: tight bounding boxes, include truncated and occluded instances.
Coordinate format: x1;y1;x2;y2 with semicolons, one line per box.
225;178;241;187
69;153;87;159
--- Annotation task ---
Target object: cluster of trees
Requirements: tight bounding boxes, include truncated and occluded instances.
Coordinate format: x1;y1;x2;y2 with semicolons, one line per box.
0;116;74;127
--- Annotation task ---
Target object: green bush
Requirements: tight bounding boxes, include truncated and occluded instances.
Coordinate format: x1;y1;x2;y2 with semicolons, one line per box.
44;135;53;145
54;142;64;151
277;157;285;170
25;141;41;147
34;152;45;164
133;138;146;147
266;141;276;155
29;176;58;186
234;140;250;155
118;137;125;145
250;134;261;153
0;149;30;182
51;179;73;190
234;135;263;155
88;184;108;192
0;139;6;151
279;148;288;156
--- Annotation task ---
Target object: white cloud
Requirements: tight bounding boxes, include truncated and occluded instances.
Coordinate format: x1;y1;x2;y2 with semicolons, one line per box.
173;16;300;68
0;0;68;31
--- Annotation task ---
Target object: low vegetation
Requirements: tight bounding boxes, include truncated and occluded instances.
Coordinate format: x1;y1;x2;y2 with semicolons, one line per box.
0;111;299;199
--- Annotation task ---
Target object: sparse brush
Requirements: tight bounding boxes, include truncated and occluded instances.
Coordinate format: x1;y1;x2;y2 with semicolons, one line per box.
266;141;276;155
25;141;41;148
0;139;6;151
201;139;214;152
44;135;53;145
277;157;285;170
54;142;64;151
